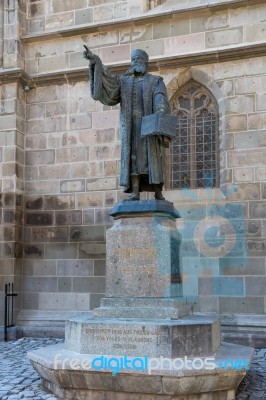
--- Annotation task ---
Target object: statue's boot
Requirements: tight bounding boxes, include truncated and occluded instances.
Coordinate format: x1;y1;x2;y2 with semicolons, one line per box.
127;176;140;201
154;185;165;201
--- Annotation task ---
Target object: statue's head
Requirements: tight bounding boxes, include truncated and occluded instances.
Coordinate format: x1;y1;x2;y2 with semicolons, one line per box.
131;49;149;64
125;49;149;76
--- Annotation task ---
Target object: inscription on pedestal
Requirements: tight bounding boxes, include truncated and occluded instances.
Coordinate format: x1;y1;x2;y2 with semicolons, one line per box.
114;248;156;260
66;316;221;357
84;326;169;352
121;266;156;275
115;247;157;276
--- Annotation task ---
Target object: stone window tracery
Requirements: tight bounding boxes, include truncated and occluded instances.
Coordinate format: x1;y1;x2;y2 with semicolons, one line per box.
165;81;219;190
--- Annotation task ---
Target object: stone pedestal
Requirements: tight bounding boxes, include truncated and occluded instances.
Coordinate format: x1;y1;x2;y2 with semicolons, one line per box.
94;200;190;320
65;314;221;358
28;200;253;399
106;200;183;298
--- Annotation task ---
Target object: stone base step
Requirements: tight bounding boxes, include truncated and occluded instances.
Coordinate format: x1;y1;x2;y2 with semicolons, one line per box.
94;305;192;319
100;296;195;308
28;342;254;400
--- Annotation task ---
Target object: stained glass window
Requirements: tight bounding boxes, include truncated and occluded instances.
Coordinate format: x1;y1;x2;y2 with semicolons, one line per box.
165;81;219;189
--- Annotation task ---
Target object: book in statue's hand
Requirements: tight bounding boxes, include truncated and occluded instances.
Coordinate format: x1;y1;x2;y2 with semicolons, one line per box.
141;113;177;139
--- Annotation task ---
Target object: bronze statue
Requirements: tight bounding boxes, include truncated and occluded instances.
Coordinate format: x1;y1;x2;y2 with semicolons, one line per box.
83;46;175;201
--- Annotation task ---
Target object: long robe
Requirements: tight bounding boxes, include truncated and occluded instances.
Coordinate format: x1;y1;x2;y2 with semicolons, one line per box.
89;56;170;193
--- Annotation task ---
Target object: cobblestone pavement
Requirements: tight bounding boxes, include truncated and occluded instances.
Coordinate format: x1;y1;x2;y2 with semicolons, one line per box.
0;338;265;399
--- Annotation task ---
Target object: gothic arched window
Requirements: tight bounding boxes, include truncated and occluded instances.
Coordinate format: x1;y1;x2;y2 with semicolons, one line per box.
165;81;219;189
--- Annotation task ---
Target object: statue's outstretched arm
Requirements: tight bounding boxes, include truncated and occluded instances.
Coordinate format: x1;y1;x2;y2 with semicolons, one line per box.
83;45;97;64
83;44;120;105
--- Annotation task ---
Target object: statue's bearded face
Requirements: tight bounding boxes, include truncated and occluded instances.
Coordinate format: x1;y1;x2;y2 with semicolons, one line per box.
125;55;147;75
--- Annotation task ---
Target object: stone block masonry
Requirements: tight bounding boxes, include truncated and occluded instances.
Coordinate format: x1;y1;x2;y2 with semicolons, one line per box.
23;79;121;316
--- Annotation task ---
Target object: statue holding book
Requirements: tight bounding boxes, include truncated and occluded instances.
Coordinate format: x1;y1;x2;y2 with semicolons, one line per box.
83;46;177;201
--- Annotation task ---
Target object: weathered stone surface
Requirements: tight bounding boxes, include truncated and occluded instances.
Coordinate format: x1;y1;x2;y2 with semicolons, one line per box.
262;183;266;199
199;277;244;296
226;95;255;114
26;212;53;226
105;191;117;207
94;4;113;22
103;160;118;176
88;143;120;161
65;314;220;357
233;167;254;182
165;33;204;55
95;208;113;224
191;11;229;33
106;214;181;298
58;277;72;292
26;150;55;165
76;193;104;208
154;19;189;39
32;227;68;242
219;296;265;314
52;0;87;13
120;25;152;44
25;181;60;195
3;210;22;225
86;177;117;191
46;11;74;30
94;260;106;276
247;239;266;255
75;8;93;25
248;112;266;130
220;257;265;276
249;201;266;218
79;243;106;259
176;204;206;221
236;76;266;94
44;195;75;210
56;148;87;164
83;210;95;224
3;193;16;207
206;27;243;47
70;225;105;241
70;114;92;130
228;148;266;167
46;243;78;259
256;166;266;181
60;179;85;193
24;244;44;258
39;165;70;180
38;55;69;73
28;341;253;399
23;260;56;276
71;162;104;178
23;277;57;292
73;277;105;293
25;197;43;210
90;293;103;309
245;276;266;296
223;183;259;201
55;210;82;225
57;260;93;277
207;202;247;219
234;130;266;149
